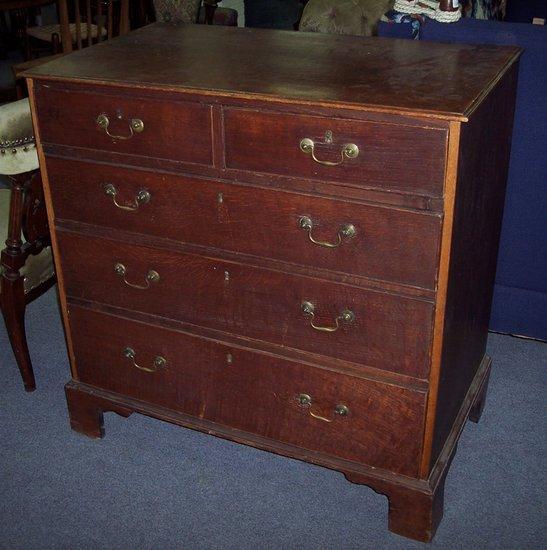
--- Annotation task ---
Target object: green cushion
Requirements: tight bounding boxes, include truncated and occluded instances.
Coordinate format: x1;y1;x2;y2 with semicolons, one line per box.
0;99;39;176
299;0;393;36
0;188;54;294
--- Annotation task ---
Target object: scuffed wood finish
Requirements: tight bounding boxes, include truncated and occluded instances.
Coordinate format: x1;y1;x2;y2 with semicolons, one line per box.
69;304;427;477
25;24;521;542
224;109;447;196
24;24;520;120
56;229;434;379
45;157;442;290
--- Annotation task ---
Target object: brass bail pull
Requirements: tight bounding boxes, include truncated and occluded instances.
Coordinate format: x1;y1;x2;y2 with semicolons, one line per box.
114;262;160;290
298;216;356;248
297;394;349;423
301;301;355;333
96;113;144;141
299;131;359;167
104;183;151;212
123;347;167;373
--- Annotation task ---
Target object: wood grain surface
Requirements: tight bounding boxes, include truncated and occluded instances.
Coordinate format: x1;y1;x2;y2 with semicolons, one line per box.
224;108;447;196
25;24;521;542
25;23;521;120
35;84;213;166
69;304;427;477
45;157;442;290
57;229;435;379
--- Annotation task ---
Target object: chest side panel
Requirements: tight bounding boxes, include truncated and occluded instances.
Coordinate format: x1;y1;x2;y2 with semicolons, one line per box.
426;63;519;471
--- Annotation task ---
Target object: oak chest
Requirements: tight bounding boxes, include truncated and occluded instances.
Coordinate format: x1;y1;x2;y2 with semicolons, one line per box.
26;24;520;541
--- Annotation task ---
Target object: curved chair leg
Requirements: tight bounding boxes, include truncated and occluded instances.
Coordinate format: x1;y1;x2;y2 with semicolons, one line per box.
1;274;36;392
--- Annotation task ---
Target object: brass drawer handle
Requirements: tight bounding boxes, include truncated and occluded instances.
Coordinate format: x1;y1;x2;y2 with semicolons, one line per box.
104;183;151;211
96;113;144;140
300;131;359;167
123;347;166;373
299;216;356;248
301;301;355;333
297;393;349;422
114;262;160;290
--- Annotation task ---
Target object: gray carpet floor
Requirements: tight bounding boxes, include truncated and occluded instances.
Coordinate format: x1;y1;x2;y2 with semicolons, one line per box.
1;288;545;549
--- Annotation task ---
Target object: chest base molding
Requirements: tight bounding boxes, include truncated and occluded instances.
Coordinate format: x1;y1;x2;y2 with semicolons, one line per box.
65;355;491;542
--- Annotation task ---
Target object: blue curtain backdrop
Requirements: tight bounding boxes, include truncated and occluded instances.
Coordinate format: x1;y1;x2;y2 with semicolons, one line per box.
378;19;547;340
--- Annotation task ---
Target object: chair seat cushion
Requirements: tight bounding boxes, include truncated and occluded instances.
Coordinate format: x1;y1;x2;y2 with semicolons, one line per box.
0;99;38;176
27;22;108;43
0;189;54;294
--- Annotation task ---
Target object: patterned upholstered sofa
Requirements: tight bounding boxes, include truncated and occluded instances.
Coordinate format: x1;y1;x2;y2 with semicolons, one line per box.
153;0;238;26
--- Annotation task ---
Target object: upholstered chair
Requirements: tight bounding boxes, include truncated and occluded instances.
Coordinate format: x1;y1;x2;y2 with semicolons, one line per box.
0;98;55;392
152;0;238;25
299;0;394;36
153;0;202;22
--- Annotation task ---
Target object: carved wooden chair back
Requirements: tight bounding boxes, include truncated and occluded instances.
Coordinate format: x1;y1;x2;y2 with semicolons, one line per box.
56;0;130;53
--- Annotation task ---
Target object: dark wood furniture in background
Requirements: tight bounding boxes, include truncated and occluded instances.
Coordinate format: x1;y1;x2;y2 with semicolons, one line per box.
13;0;129;98
24;0;129;56
0;0;55;47
0;0;54;100
25;24;520;541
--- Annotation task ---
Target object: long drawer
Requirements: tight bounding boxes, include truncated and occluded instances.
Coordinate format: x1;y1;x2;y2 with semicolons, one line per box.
34;83;213;166
57;230;434;378
69;304;427;477
46;157;441;290
224;108;448;197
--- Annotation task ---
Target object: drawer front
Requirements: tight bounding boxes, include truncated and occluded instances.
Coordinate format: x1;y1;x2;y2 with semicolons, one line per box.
34;84;213;166
70;305;426;477
46;157;441;289
224;109;447;196
58;231;434;378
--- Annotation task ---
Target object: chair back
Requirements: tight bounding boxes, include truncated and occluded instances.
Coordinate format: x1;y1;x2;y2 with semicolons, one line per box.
57;0;130;53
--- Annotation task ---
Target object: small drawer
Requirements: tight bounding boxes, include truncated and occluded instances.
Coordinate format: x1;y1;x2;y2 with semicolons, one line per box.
46;157;441;289
34;83;213;166
224;109;447;197
70;305;427;477
58;231;434;379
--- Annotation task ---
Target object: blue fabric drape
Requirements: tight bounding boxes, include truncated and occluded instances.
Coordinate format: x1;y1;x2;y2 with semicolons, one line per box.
379;19;547;340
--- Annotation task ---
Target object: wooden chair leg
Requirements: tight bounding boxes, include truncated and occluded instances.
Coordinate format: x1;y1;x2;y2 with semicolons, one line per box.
1;275;35;392
1;172;41;392
24;32;32;61
51;33;61;54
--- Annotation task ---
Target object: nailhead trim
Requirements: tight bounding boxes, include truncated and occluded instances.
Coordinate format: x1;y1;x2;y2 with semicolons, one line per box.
0;137;35;148
0;143;36;155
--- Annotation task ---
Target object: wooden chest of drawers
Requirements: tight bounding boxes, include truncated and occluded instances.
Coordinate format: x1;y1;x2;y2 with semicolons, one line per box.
26;24;520;542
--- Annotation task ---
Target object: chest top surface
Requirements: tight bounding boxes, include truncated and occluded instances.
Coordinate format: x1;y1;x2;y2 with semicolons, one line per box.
25;23;520;121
